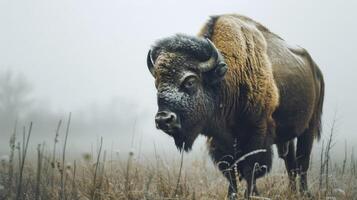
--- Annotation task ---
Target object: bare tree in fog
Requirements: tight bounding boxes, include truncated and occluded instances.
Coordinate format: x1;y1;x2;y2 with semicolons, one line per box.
0;70;150;154
0;70;33;122
0;70;34;153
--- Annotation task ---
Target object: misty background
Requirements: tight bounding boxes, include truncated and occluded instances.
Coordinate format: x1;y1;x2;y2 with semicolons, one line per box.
0;0;356;159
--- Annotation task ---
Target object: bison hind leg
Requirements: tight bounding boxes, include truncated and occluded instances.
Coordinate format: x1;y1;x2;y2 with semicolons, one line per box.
296;128;314;195
277;142;289;158
277;139;298;191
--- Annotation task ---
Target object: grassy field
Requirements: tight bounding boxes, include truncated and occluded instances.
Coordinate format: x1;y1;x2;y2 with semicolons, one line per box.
0;120;356;200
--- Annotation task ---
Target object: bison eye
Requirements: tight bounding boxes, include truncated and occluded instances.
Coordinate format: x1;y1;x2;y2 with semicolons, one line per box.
182;76;197;93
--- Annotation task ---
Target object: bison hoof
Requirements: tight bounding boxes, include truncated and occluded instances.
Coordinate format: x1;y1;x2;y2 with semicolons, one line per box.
300;190;313;199
228;192;238;200
244;188;260;199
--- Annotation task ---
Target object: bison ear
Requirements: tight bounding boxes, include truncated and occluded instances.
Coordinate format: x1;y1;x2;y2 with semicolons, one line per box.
147;49;156;77
205;60;228;84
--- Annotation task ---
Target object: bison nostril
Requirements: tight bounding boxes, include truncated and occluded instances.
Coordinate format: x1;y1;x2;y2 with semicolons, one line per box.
155;111;179;130
166;113;177;124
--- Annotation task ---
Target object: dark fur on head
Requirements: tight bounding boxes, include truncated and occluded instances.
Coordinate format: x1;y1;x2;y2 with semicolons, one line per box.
151;34;213;62
148;34;227;152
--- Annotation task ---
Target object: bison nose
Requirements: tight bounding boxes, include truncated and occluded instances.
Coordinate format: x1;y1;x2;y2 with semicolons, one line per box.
155;111;180;131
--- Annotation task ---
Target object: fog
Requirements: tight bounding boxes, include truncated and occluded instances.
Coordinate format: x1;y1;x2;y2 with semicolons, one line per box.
0;0;356;158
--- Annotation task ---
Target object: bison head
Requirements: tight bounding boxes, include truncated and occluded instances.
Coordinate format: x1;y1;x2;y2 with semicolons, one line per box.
146;34;227;152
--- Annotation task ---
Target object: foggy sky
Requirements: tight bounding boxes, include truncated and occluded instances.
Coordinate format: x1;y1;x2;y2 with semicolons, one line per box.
0;0;356;156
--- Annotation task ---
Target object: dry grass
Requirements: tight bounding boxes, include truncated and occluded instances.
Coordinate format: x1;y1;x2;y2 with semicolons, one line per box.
0;120;356;200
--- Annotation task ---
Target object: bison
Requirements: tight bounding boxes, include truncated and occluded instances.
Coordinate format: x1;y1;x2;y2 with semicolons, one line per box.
146;14;324;199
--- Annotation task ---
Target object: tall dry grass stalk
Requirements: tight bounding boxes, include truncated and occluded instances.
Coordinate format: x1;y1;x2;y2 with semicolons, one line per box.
35;143;44;200
60;113;71;200
7;122;17;199
342;140;347;175
15;122;32;200
71;160;77;199
173;143;185;198
91;137;103;200
51;119;62;190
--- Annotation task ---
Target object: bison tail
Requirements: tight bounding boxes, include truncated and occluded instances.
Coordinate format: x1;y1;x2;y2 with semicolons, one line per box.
313;62;325;141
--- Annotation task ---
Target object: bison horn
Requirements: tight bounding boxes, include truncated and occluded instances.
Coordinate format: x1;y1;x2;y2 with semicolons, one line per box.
147;49;156;77
198;39;220;72
199;39;227;83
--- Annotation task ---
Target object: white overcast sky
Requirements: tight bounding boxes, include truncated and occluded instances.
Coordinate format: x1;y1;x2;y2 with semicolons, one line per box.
0;0;357;153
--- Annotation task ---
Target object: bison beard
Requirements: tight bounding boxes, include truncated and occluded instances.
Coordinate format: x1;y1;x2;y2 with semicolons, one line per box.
173;133;188;152
171;128;200;152
147;14;324;199
173;134;185;150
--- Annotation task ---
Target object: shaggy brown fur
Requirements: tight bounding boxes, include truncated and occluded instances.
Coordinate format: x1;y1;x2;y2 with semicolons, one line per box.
199;15;279;136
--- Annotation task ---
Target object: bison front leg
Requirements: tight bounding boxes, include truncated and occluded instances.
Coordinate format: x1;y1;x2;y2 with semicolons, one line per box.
207;139;239;199
241;120;275;197
217;156;239;199
244;177;259;198
240;131;273;198
221;168;238;200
